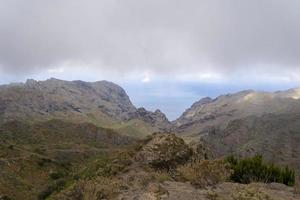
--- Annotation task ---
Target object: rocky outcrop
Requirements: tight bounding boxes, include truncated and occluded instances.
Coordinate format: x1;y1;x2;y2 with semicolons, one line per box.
128;108;171;131
138;133;192;169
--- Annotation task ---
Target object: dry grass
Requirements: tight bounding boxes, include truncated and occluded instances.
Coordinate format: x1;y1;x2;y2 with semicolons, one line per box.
177;159;231;187
230;186;271;200
53;177;123;200
150;171;172;183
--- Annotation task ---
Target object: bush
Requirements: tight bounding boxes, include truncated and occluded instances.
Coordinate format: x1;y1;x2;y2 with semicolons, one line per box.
38;179;66;200
226;155;295;186
150;171;172;183
177;159;231;187
49;170;65;180
54;177;122;199
0;195;12;200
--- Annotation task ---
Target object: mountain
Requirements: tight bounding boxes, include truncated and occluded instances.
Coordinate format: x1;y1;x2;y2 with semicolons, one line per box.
173;88;300;177
173;89;300;138
202;113;300;171
0;78;170;137
1;80;300;199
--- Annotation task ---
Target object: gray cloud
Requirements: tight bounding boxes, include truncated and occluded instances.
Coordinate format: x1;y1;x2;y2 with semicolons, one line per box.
1;0;300;77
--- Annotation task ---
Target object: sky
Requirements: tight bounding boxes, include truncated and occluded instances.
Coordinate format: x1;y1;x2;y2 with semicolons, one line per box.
1;0;300;120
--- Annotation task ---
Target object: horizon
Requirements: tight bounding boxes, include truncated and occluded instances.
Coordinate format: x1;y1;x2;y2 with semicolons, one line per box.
1;77;299;121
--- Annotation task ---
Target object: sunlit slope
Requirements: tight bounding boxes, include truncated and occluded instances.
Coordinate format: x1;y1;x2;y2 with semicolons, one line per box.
174;89;300;137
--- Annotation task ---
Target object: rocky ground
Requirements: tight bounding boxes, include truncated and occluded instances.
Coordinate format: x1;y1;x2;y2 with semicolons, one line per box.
118;181;299;200
52;133;300;200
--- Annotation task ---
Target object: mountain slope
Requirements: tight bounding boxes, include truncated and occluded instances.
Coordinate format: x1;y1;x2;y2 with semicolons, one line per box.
202;113;300;172
173;89;300;138
173;88;300;178
0;78;170;135
0;119;136;199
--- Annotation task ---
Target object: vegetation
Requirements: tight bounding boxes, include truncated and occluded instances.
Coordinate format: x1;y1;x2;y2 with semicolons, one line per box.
139;133;193;170
226;155;295;186
177;159;231;187
53;177;123;200
0;119;135;200
38;179;66;200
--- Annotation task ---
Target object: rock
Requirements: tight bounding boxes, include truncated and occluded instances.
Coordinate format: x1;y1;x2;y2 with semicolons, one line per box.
138;133;192;169
189;140;213;161
128;107;171;131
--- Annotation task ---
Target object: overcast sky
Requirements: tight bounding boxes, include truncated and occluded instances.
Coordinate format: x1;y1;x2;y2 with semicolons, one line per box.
1;0;300;119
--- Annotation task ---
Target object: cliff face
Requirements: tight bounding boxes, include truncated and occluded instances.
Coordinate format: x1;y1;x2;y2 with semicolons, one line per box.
0;78;170;132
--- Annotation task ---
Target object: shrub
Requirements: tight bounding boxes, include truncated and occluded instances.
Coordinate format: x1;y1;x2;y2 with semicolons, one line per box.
226;155;295;186
177;159;231;187
150;171;172;183
55;177;122;199
38;179;66;200
49;170;65;180
139;133;192;170
0;195;12;200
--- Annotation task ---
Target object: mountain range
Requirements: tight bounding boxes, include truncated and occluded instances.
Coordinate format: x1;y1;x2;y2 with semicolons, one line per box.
1;78;300;199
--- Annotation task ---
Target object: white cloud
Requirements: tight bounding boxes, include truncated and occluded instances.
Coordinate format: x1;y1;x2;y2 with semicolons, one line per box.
141;71;151;83
47;67;65;74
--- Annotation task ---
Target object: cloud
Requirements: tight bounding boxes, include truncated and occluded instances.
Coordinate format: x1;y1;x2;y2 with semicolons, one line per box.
0;0;300;82
47;67;65;74
141;75;150;83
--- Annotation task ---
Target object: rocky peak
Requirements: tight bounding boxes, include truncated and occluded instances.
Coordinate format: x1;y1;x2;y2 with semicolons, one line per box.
190;97;212;108
128;107;171;130
25;79;39;88
154;109;165;116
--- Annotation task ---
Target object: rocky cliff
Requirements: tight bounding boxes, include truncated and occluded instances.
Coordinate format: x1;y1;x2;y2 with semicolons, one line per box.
0;78;170;134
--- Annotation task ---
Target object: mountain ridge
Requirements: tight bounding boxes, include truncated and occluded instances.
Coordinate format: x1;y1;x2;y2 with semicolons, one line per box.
0;78;170;136
3;78;300;136
173;88;300;137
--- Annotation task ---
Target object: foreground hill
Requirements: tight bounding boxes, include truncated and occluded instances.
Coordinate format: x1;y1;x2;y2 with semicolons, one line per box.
52;133;300;200
0;78;170;137
0;119;136;199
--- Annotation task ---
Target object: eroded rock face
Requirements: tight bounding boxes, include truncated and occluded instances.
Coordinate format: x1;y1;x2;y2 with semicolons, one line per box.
128;108;171;130
138;133;192;169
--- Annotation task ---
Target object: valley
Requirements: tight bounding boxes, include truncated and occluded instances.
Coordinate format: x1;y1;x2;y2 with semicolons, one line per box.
1;79;300;199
